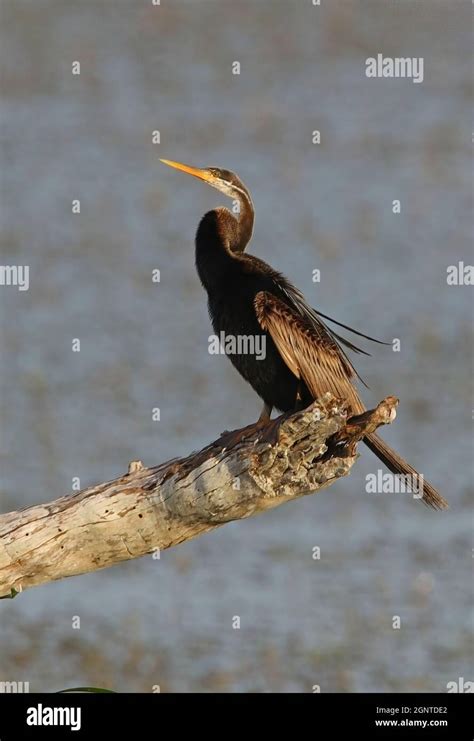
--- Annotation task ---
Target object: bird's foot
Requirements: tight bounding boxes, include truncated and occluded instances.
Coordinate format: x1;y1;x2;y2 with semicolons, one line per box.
256;412;293;446
217;419;267;450
218;411;295;450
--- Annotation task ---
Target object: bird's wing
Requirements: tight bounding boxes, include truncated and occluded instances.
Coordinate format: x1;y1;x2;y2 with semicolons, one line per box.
238;252;386;387
254;291;365;415
271;270;372;386
310;307;391;347
274;277;387;364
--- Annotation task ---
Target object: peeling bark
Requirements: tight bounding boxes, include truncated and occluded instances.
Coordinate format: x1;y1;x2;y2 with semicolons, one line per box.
0;394;398;598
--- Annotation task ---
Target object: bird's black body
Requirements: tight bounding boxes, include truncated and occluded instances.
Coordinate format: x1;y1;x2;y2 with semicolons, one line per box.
194;202;369;414
160;158;448;509
196;209;312;411
209;280;310;412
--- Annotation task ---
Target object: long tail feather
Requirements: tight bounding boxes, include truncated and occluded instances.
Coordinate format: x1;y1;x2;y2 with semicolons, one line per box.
364;432;448;510
314;309;391;345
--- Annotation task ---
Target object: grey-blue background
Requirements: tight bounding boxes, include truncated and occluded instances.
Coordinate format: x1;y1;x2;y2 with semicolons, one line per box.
0;0;472;692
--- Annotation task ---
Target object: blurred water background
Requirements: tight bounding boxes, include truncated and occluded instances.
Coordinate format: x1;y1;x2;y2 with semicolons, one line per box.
0;0;472;692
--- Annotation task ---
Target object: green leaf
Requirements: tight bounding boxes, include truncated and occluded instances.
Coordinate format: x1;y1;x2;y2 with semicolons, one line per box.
57;686;117;693
0;587;20;600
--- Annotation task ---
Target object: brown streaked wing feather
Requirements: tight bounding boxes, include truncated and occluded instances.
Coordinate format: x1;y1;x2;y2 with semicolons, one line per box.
254;291;365;415
236;252;372;386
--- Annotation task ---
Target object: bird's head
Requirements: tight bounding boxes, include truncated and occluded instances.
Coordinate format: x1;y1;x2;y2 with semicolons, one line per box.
160;159;250;204
160;159;254;253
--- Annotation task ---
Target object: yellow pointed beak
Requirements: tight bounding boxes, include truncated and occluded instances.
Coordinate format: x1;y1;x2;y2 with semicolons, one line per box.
159;158;214;184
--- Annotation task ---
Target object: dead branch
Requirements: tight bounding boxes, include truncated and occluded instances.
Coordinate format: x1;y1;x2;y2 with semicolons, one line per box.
0;393;398;598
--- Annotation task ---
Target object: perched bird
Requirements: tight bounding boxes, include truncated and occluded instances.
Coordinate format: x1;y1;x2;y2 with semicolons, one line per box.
160;158;448;510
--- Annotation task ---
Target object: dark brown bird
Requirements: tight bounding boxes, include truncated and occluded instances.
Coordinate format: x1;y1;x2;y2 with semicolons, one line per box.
160;158;448;510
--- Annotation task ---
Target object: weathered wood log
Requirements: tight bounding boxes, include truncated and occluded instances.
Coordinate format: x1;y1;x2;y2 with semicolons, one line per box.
0;393;398;598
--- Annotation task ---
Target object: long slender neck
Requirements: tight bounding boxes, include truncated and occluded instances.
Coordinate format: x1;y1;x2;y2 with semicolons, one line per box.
194;181;254;292
195;208;240;292
231;185;254;253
